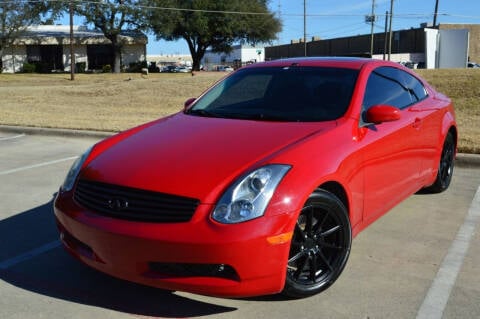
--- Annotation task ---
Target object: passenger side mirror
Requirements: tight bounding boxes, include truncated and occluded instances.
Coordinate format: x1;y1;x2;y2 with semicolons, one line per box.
365;104;401;124
184;97;196;111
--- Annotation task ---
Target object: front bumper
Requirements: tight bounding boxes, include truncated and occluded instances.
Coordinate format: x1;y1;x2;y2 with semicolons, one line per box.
54;191;295;297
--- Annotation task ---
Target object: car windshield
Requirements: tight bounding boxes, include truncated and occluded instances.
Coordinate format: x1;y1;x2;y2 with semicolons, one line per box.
187;66;359;122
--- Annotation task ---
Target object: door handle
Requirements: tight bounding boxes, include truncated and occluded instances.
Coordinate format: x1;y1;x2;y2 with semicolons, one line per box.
412;118;422;129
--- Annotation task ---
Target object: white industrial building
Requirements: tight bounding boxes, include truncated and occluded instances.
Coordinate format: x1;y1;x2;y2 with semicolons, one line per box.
201;44;265;70
1;25;147;73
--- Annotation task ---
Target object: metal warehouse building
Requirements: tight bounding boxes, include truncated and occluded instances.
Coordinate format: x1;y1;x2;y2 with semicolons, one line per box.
266;24;480;69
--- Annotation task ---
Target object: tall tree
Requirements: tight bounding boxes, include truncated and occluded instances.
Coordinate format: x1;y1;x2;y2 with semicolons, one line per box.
0;1;62;71
74;0;144;73
143;0;281;71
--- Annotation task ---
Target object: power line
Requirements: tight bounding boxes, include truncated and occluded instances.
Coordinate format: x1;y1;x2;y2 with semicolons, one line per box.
1;1;480;20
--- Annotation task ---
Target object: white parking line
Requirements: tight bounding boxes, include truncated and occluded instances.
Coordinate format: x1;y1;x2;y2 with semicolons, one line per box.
416;185;480;319
0;240;61;270
0;156;78;176
0;133;25;141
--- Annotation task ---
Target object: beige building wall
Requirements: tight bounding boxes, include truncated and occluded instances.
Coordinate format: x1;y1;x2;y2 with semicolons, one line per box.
439;24;480;63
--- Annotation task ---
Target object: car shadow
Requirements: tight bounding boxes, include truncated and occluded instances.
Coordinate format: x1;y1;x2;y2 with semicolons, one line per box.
0;199;236;317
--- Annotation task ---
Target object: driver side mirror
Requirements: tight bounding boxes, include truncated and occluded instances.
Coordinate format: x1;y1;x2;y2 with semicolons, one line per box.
365;104;401;124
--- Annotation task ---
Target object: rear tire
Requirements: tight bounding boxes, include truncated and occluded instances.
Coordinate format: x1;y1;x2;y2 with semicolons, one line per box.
283;189;351;298
424;132;455;193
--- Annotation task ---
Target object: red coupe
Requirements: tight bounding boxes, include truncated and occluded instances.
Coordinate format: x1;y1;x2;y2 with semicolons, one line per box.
54;57;456;298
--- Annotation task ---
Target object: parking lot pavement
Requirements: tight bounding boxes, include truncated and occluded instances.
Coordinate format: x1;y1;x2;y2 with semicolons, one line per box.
0;132;479;319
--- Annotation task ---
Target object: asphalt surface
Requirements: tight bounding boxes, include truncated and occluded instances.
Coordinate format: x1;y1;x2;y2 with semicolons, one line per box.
1;129;479;319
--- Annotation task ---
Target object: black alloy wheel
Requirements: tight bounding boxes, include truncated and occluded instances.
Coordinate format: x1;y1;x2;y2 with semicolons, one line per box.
424;132;455;193
283;189;352;298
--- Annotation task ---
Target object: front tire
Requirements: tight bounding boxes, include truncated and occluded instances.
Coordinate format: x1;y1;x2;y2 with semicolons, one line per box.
283;189;352;298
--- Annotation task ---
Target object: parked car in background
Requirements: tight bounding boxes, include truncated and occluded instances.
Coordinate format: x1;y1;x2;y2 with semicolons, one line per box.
175;66;191;73
55;57;456;298
217;65;234;72
159;65;178;73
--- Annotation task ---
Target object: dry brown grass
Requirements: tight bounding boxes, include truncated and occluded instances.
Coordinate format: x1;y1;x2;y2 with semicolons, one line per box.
416;69;480;154
0;69;478;153
0;72;225;132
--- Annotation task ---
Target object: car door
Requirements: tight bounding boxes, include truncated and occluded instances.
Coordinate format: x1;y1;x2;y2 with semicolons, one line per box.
400;71;441;183
359;66;425;223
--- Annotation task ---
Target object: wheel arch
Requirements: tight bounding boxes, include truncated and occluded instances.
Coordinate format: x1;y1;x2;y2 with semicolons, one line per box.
440;109;457;153
316;181;350;217
447;125;458;153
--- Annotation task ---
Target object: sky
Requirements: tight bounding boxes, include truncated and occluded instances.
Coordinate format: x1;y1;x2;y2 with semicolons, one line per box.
60;0;480;55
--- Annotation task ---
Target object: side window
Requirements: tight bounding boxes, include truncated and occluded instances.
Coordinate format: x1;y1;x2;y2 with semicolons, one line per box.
363;67;412;111
363;72;413;111
363;67;427;110
362;66;428;114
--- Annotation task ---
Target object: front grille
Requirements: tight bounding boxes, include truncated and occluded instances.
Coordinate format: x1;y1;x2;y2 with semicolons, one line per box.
74;179;200;223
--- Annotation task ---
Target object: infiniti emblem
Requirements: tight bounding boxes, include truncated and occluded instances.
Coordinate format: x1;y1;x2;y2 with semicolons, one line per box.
107;198;129;211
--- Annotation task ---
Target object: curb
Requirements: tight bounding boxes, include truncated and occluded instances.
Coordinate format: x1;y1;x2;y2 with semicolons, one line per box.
1;124;479;167
0;125;115;139
456;153;480;168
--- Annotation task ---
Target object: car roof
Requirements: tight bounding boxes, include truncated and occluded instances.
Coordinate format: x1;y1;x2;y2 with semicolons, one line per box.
245;57;394;70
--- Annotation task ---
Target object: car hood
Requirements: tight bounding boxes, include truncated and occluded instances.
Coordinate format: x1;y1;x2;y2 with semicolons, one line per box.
80;113;335;203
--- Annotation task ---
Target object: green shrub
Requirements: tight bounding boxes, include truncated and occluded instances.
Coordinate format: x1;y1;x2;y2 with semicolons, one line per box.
34;62;51;73
75;62;86;73
102;64;112;73
22;63;36;73
128;61;148;72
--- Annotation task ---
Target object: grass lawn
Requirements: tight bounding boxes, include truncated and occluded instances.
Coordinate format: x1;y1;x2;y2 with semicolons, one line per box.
416;69;480;154
0;69;478;153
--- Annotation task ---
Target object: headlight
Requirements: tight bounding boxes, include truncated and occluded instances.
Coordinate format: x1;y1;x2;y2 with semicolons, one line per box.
212;164;290;224
60;146;93;192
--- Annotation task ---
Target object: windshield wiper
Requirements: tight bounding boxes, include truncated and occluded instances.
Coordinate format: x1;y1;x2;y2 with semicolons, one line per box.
188;109;292;121
222;112;290;122
186;109;223;118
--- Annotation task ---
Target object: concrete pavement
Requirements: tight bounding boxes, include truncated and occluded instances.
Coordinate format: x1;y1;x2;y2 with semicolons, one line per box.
0;129;479;319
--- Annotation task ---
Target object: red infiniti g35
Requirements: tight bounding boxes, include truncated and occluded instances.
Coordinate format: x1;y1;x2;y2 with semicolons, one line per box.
54;57;456;298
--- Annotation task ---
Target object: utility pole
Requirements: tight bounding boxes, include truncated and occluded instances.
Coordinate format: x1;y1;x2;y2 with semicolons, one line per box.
383;11;388;60
369;0;376;57
69;0;75;81
433;0;440;27
303;0;307;57
388;0;394;61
